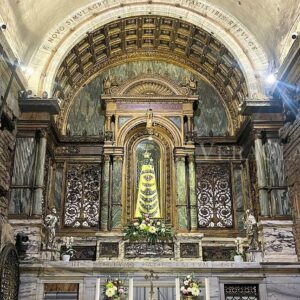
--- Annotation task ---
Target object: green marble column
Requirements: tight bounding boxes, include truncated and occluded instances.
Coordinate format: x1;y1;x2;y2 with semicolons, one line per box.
101;155;111;231
111;156;123;229
254;133;270;216
175;156;188;230
188;156;198;230
32;129;47;216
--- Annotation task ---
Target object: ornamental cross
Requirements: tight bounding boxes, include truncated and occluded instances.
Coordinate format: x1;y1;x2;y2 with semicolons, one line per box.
145;270;159;300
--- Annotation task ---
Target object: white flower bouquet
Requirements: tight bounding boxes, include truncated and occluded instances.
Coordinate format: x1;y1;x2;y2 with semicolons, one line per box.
180;275;202;298
123;214;174;244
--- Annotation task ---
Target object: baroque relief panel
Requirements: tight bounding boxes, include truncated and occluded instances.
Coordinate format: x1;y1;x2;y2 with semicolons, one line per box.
64;164;101;228
196;163;233;228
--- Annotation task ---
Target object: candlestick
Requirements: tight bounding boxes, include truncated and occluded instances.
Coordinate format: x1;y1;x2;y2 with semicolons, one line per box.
205;278;210;300
129;278;133;300
175;277;180;300
95;278;100;300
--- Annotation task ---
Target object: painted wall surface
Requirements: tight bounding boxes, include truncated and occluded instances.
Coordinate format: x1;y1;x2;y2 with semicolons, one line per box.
66;78;104;136
194;80;229;136
67;61;228;136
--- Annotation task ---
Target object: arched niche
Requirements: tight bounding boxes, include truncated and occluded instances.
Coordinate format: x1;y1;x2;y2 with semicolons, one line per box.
122;122;177;225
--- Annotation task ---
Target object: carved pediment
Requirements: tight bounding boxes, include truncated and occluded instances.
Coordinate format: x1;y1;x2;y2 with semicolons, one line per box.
105;74;195;96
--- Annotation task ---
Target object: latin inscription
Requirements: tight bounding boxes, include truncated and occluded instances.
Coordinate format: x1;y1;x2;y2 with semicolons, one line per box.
41;0;261;55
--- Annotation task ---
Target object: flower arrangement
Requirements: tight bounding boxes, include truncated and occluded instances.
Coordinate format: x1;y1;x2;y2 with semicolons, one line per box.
180;275;202;298
123;214;174;244
104;278;126;299
230;237;246;261
61;237;76;260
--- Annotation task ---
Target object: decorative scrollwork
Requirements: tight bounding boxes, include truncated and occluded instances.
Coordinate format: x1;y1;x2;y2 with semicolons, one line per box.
196;164;233;228
224;284;259;300
180;243;199;258
64;164;101;228
124;242;174;258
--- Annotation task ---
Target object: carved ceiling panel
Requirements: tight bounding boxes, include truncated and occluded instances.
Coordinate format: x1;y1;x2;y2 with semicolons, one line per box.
54;16;247;134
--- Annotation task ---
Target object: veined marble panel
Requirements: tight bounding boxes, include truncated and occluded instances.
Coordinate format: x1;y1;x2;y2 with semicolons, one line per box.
11;138;36;186
233;166;245;233
53;164;63;211
194;80;229;136
259;221;297;262
9;188;31;215
266;277;300;300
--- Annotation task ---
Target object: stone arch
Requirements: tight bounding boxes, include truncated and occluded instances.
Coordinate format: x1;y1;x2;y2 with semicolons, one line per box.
122;122;176;225
116;115;182;148
27;1;268;99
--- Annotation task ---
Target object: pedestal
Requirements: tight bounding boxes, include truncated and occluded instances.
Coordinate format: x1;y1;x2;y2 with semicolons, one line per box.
247;250;262;262
259;220;298;262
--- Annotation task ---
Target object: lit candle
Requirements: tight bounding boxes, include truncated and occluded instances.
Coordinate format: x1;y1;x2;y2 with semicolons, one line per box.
175;277;180;300
95;278;100;300
129;278;133;300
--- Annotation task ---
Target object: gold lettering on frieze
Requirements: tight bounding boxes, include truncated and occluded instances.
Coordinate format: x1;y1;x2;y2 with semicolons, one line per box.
117;103;183;111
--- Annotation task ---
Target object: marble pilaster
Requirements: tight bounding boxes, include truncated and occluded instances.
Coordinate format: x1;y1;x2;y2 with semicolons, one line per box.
175;156;188;230
32;129;47;216
111;156;123;229
264;138;291;216
101;155;111;231
83;277;98;300
254;133;270;216
188;155;198;231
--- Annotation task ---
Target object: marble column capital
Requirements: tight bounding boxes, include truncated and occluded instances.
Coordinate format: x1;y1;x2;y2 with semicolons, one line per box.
103;155;111;162
252;129;265;140
113;156;123;162
36;128;47;139
188;155;195;163
175;156;186;163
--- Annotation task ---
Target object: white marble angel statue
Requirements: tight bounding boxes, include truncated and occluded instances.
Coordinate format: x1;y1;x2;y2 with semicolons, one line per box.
44;207;59;250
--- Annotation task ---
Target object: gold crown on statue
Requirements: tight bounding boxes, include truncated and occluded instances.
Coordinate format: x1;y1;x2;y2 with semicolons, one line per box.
144;150;151;159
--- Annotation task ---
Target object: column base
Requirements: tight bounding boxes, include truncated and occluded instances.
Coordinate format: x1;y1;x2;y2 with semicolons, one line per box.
259;220;298;262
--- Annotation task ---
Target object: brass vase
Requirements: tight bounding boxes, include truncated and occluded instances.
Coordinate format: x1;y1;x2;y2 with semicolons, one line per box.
183;296;195;300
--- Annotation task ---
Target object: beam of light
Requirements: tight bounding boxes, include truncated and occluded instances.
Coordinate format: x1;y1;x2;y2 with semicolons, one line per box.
276;81;299;91
265;73;277;85
276;81;299;115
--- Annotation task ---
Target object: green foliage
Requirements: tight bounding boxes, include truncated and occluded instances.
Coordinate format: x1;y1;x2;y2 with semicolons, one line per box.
123;214;175;244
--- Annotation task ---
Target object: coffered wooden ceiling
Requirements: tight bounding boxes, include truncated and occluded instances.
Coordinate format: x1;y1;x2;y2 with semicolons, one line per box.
54;16;247;131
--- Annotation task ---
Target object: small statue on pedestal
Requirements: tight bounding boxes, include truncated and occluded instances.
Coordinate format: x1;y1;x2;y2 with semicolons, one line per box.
146;108;155;135
103;75;112;94
44;207;59;250
188;77;198;95
245;209;259;251
146;109;154;129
